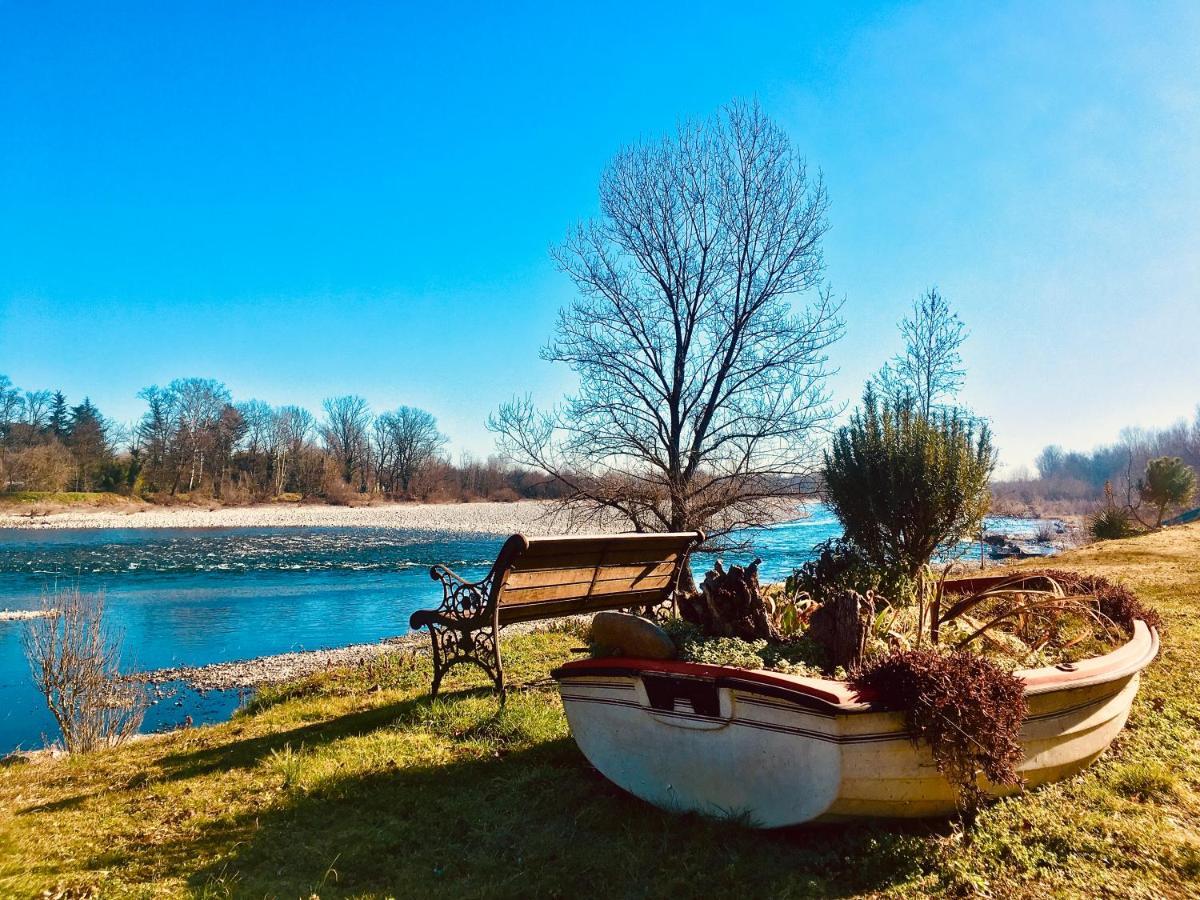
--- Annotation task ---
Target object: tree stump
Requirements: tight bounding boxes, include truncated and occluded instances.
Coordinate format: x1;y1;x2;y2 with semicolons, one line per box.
808;590;875;672
677;558;778;641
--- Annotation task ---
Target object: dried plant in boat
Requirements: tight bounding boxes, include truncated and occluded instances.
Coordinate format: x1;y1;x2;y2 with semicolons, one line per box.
854;648;1027;812
906;569;1151;664
1030;569;1162;633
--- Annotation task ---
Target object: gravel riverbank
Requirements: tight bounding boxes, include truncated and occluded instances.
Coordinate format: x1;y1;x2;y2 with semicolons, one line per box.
144;618;586;691
145;634;429;691
0;500;572;534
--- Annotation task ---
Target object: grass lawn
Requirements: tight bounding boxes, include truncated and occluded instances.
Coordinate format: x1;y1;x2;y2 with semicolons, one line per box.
3;525;1200;898
0;491;134;507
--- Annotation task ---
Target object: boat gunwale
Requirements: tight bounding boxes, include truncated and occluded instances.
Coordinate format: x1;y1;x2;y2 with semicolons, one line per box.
552;620;1158;714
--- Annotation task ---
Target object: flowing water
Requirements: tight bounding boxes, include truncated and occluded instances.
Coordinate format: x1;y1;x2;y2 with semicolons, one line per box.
0;505;1055;752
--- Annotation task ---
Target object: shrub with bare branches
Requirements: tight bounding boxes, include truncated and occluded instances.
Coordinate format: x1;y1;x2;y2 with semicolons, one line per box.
22;586;146;753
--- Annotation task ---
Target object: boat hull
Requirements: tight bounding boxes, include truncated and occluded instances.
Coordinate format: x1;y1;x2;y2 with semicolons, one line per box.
553;621;1158;827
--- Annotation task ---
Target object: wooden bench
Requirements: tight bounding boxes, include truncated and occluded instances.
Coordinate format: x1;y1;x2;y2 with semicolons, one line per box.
409;531;704;697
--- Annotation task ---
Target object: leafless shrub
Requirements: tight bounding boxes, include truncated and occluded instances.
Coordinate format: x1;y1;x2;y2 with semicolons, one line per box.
1033;523;1057;543
22;586;147;753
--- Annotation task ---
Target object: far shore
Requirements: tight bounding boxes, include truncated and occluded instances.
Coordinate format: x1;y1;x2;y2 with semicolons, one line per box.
0;499;579;535
0;496;1066;534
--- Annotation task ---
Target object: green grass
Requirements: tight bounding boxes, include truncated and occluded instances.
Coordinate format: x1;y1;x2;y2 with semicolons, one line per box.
3;528;1200;898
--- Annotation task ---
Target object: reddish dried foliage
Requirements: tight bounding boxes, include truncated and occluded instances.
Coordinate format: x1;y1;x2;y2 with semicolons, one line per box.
1031;569;1163;633
853;649;1027;809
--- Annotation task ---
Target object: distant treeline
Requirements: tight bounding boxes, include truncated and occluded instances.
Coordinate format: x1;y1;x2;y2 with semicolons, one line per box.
993;406;1200;516
0;374;564;503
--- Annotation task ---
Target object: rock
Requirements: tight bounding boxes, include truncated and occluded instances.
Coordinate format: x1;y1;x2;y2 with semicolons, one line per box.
590;612;677;660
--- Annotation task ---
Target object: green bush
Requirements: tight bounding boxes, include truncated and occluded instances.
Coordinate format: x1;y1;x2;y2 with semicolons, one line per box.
1088;506;1139;541
822;387;994;581
660;618;827;676
1138;456;1197;527
787;537;913;605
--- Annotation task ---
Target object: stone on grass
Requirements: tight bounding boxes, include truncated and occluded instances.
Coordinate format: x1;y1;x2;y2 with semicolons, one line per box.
591;612;676;660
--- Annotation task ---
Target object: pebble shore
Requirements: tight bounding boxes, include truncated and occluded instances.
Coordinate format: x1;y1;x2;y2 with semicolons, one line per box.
144;619;586;691
0;500;575;535
145;634;429;691
0;609;53;622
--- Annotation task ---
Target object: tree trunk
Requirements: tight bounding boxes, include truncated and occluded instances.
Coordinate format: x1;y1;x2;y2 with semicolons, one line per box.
808;590;874;672
677;558;777;641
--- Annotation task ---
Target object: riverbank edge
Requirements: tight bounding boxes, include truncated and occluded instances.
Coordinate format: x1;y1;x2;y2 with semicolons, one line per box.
139;616;590;693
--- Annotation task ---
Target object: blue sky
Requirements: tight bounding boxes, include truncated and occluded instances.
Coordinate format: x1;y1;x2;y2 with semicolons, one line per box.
2;1;1197;473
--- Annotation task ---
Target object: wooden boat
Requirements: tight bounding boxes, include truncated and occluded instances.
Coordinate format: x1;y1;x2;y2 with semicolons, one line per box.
552;620;1158;826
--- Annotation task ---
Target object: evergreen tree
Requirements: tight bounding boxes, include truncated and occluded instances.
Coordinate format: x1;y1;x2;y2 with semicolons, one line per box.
136;386;175;491
823;386;995;582
48;391;69;438
66;399;109;491
1137;457;1197;527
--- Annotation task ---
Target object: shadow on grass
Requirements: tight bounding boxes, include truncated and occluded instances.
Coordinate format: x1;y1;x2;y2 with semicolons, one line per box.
118;690;950;898
156;686;499;783
17;793;91;816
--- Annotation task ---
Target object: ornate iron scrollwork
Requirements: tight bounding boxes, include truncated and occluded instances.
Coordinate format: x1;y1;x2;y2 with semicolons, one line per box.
415;565;505;698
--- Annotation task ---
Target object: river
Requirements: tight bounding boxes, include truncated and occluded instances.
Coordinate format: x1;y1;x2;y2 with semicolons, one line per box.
0;506;1055;752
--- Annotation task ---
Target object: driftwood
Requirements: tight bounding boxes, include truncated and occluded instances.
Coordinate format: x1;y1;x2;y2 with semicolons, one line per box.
808;590;875;672
677;558;778;641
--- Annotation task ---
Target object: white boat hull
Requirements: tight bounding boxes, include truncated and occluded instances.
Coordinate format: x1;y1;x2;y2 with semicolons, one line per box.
553;621;1158;827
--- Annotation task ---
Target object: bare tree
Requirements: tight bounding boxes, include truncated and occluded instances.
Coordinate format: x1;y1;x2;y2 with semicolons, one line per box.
0;376;21;485
321;395;372;490
490;100;843;544
1035;444;1066;479
22;390;53;430
374;406;448;495
237;400;273;488
211;404;248;498
1189;406;1200;467
163;378;231;493
0;375;21;431
875;288;967;418
273;405;315;495
23;586;146;753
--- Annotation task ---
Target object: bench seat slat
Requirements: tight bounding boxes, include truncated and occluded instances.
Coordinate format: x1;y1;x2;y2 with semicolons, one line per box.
508;548;685;571
500;574;676;605
502;560;679;590
497;590;669;625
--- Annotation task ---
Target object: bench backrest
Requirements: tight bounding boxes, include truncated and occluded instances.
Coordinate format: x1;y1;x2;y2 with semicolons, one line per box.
489;531;704;625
